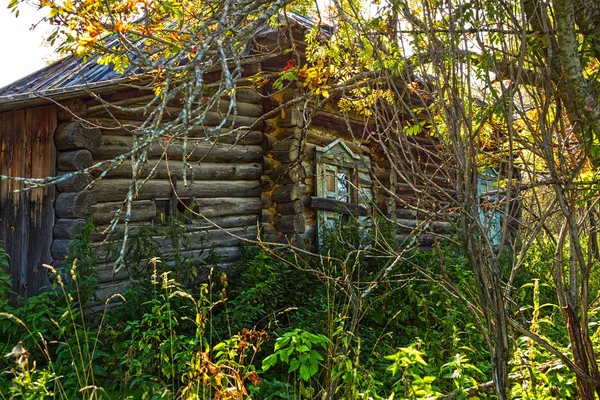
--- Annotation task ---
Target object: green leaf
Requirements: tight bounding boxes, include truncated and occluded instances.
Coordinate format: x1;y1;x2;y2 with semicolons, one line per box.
288;358;300;373
299;363;310;381
261;354;278;371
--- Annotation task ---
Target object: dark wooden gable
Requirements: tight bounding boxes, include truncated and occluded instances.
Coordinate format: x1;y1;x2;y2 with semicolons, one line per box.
0;105;57;301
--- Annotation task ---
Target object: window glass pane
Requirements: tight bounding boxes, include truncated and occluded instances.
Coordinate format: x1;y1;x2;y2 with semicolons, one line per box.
337;172;348;194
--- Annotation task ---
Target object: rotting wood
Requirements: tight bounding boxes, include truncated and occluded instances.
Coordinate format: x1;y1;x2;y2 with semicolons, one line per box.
57;149;93;171
55;191;97;219
54;121;102;152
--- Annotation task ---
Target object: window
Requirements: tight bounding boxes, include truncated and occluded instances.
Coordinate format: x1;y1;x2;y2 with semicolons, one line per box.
314;139;371;248
153;197;195;225
477;168;502;247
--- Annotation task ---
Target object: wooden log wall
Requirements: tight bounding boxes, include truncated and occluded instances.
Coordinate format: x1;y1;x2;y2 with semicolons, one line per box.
52;84;266;306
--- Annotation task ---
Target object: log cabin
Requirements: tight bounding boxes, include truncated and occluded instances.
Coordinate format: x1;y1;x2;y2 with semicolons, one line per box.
0;14;459;306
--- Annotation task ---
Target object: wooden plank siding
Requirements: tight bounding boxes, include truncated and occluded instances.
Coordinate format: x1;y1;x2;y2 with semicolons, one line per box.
0;106;57;301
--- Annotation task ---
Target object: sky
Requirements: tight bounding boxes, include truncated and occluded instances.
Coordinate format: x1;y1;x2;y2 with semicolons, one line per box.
0;4;56;88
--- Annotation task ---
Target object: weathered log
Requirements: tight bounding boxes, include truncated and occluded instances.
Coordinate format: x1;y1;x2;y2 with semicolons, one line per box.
259;223;276;239
91;214;259;241
262;156;274;172
94;136;263;163
53;218;86;240
56;172;92;192
262;209;275;223
301;161;313;178
270;163;304;184
153;226;258;251
277;200;303;215
164;246;242;264
272;137;300;163
57;149;93;171
91;200;157;225
262;134;277;151
90;179;260;202
102;160;262;180
95;264;130;284
55;191;97;219
272;184;301;203
91;279;131;307
54;121;102;152
261;193;273;208
194;197;262;218
309;196;367;216
89;106;259;127
260;175;275;190
277;214;305;233
397;234;437;247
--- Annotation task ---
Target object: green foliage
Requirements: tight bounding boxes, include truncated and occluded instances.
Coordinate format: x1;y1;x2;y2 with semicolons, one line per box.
385;344;442;399
262;329;330;382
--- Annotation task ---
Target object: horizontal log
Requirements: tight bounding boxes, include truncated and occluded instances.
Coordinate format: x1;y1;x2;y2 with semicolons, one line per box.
262;209;275;223
89;106;259;128
394;218;454;233
194;197;263;218
397;234;438;247
262;156;274;172
57;149;93;172
53;218;86;240
91;279;131;307
54;121;102;152
91;200;157;225
270;163;304;184
272;184;301;203
90;214;259;242
260;175;275;190
152;226;258;251
277;214;305;233
90;179;260;202
259;223;276;240
277;200;303;215
271;137;300;163
55;191;97;219
162;246;243;264
101;160;262;180
261;193;273;208
54;225;256;262
57;172;92;192
94;135;263;163
309;196;367;216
